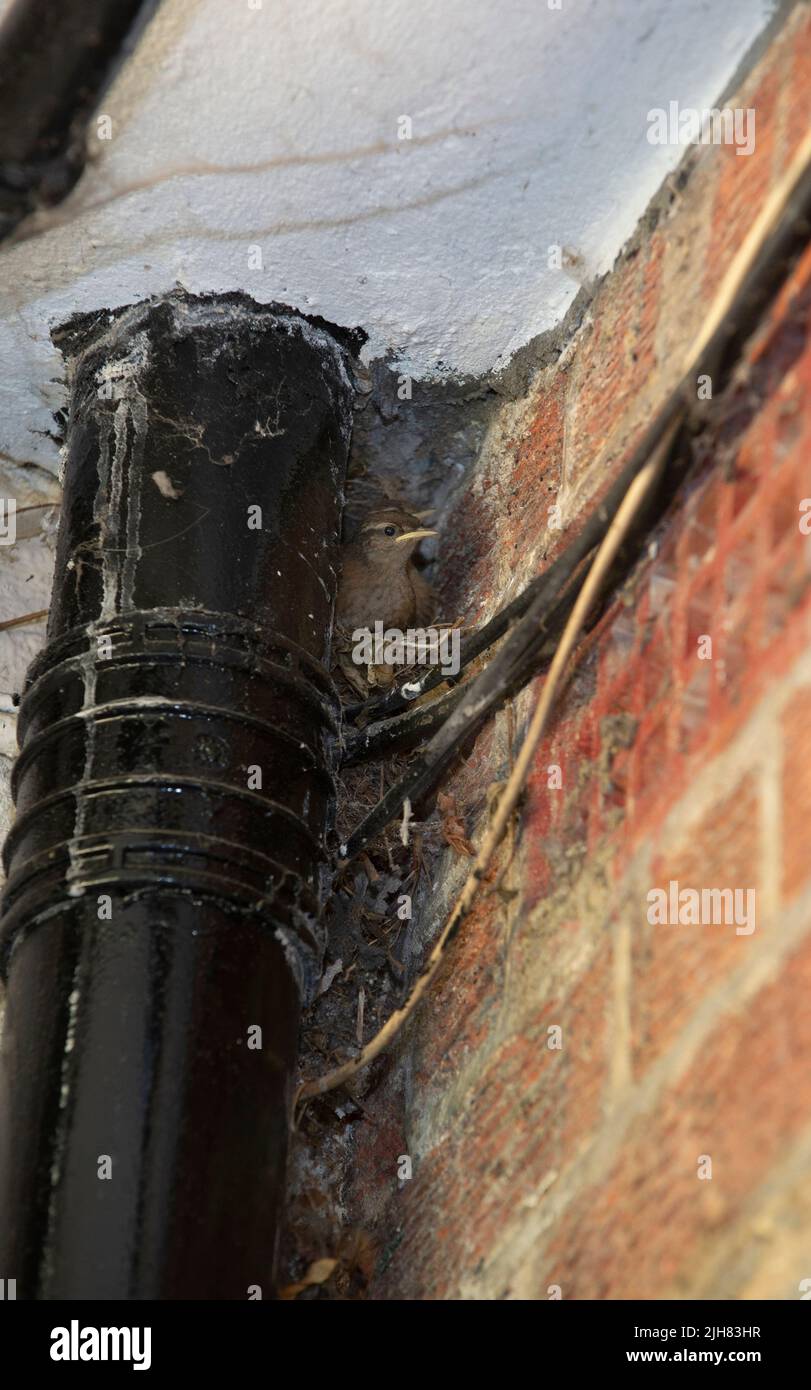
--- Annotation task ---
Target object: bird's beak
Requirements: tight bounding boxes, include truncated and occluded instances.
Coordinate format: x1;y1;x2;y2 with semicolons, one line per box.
395;528;438;543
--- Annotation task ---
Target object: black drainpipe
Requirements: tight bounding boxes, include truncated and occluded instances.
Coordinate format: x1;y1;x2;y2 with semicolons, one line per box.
0;291;357;1299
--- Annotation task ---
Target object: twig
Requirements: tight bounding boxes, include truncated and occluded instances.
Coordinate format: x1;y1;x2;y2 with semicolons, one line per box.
338;125;811;862
346;125;811;730
344;498;622;724
297;423;676;1104
356;987;365;1046
488;697;518;898
340;565;585;766
301;127;811;1105
0;608;49;632
339;533;630;859
13;501;61;516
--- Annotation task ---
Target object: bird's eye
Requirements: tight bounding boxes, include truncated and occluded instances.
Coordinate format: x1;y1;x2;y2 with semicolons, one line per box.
384;525;397;537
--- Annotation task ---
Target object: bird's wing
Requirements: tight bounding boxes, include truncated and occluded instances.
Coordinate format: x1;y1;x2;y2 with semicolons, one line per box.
411;567;435;626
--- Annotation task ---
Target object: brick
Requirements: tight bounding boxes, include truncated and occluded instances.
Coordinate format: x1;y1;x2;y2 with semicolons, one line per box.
566;252;644;488
504;371;567;555
640;620;671;707
781;686;811;901
371;942;612;1297
762;534;811;646
703;62;780;295
683;573;717;662
723;512;761;610
681;474;721;571
719;602;757;709
632;774;761;1073
440;477;500;620
543;933;811;1299
677;660;712;754
782;6;811;168
412;891;505;1089
631;709;670;817
633;229;667;385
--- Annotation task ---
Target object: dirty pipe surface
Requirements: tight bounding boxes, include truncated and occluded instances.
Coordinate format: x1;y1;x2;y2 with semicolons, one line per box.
0;291;357;1298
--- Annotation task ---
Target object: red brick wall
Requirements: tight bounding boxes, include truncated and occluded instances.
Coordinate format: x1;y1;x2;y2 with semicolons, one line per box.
345;2;811;1299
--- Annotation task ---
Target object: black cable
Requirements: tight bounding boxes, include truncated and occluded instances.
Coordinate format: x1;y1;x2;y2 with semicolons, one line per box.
340;142;811;861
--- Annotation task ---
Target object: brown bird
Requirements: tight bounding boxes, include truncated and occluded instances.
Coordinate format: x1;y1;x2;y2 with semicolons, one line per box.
335;507;437;694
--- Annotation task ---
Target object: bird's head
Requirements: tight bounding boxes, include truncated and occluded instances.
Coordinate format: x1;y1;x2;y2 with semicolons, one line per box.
358;508;437;566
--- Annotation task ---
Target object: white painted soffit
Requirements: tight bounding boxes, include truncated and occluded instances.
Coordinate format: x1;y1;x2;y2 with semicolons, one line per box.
0;0;777;477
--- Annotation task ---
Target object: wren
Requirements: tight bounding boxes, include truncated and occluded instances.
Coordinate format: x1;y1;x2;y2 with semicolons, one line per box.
335;507;437;693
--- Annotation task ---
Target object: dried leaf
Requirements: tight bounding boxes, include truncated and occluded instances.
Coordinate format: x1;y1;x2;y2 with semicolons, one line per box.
278;1256;339;1300
361;852;380;883
336;1228;377;1283
436;792;475;857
